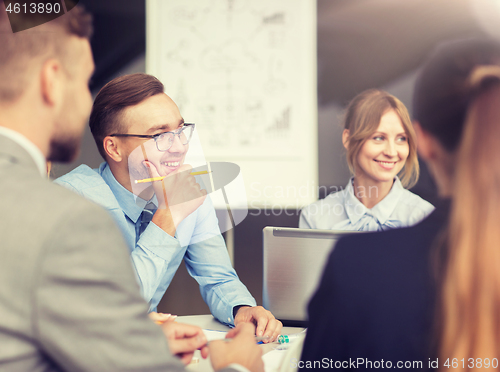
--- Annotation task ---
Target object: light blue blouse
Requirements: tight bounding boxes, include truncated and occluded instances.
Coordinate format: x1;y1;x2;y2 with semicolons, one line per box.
299;177;434;231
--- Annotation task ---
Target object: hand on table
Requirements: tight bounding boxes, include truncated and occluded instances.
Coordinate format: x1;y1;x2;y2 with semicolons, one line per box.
148;311;177;324
209;323;264;372
159;321;208;365
234;306;282;343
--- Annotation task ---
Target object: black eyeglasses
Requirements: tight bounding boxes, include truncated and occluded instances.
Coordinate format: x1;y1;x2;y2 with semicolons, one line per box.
109;123;195;152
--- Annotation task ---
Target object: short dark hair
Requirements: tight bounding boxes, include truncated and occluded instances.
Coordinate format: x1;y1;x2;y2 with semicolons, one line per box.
89;73;165;159
413;38;500;152
0;5;93;101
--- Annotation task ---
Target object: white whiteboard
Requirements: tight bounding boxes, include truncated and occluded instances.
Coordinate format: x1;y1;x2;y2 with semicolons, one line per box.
146;0;317;208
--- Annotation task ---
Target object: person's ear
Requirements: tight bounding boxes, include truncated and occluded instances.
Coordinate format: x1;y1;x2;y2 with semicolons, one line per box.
413;121;436;161
342;129;350;150
40;59;64;110
103;136;123;163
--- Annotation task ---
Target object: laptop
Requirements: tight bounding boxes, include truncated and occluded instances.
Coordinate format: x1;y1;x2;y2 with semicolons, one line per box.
263;227;358;327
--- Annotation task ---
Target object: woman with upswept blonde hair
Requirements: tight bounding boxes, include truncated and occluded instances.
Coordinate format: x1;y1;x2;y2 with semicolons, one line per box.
438;65;500;370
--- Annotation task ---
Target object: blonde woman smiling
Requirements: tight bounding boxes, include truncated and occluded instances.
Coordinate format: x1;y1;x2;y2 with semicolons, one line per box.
299;89;434;231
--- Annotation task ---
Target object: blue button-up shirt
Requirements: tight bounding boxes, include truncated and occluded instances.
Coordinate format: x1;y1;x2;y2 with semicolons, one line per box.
299;177;434;231
55;162;256;325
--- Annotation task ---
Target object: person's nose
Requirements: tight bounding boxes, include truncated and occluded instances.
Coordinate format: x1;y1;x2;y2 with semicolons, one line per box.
168;133;186;153
383;140;397;158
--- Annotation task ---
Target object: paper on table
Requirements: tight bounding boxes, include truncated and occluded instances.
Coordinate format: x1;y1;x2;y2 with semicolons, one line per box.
203;330;301;372
263;349;288;372
203;329;228;342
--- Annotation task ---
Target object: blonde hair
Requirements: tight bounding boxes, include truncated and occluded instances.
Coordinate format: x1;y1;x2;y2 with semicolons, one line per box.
439;67;500;370
343;89;419;188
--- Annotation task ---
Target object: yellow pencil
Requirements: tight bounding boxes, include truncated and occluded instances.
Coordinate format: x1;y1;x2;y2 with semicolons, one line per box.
134;171;211;184
190;170;212;176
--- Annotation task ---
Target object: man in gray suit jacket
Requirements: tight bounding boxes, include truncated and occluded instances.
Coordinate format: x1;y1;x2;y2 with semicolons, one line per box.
0;5;263;372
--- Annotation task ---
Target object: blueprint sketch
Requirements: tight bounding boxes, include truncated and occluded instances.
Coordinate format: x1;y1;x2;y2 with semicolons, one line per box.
147;0;317;207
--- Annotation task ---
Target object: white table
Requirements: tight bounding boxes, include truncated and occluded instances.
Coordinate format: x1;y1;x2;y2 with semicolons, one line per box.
177;315;304;372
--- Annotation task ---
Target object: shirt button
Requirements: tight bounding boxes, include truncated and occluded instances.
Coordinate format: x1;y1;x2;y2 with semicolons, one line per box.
228;317;231;322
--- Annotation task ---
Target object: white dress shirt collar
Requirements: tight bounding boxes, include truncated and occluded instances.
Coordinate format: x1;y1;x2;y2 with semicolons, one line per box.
0;126;46;177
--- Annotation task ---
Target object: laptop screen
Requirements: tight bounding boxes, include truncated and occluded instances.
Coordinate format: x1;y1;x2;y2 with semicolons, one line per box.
263;227;358;326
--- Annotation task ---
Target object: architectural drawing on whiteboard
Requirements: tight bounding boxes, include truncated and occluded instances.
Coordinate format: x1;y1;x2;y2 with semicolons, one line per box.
263;12;285;25
196;86;266;148
148;0;317;206
165;40;193;69
264;56;287;95
173;79;189;115
268;107;291;140
200;41;261;73
153;0;305;158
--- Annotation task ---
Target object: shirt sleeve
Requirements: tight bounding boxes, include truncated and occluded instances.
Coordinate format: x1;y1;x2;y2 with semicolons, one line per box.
299;206;314;229
132;222;182;309
183;199;256;326
35;200;184;371
406;196;435;227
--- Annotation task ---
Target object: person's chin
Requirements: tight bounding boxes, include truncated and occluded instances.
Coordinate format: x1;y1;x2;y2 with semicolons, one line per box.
367;170;396;184
376;174;397;184
47;138;80;163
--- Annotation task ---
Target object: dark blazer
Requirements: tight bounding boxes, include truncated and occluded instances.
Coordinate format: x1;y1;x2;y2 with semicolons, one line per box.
300;202;450;371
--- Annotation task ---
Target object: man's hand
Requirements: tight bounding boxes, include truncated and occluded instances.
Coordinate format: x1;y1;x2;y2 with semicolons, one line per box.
234;306;282;343
159;321;208;365
144;162;207;236
209;323;264;372
148;311;177;324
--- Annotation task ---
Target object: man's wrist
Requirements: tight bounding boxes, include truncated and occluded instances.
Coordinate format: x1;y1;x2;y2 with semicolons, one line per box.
151;208;176;237
232;305;251;318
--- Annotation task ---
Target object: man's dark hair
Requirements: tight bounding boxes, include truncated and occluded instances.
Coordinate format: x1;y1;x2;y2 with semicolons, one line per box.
0;5;93;101
413;38;500;152
89;73;165;159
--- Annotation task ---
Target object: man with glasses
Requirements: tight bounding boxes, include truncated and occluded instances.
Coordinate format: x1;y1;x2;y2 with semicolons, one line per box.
56;73;282;340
